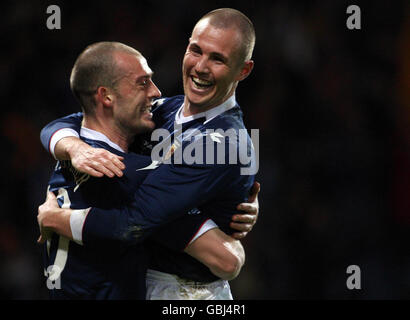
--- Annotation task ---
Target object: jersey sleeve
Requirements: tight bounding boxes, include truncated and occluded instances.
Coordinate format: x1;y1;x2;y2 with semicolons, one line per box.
82;160;239;246
149;214;211;251
40;112;84;156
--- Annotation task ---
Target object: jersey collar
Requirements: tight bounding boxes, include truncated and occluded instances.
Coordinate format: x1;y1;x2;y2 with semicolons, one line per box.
175;94;237;125
80;127;125;153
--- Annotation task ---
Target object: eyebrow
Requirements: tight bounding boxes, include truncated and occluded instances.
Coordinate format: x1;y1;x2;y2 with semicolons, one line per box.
135;72;154;83
189;43;202;51
210;52;228;63
189;42;228;63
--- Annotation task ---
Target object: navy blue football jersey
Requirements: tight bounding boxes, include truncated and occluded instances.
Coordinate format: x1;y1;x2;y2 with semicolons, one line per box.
142;96;256;281
44;134;152;299
40;95;256;282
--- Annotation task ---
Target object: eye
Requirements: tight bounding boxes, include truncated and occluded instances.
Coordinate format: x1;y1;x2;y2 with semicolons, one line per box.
189;45;201;56
214;57;224;64
139;78;149;87
212;54;226;64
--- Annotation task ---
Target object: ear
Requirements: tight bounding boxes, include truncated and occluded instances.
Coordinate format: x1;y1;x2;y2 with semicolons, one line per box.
96;87;114;107
236;60;254;82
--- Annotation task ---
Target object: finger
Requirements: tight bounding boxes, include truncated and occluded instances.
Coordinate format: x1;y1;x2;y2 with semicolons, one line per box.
89;152;124;177
82;165;107;178
236;203;257;214
97;150;125;170
37;235;45;244
231;232;247;240
91;162;116;178
230;222;253;232
102;159;124;177
232;214;257;224
110;155;126;171
107;166;123;178
248;181;260;203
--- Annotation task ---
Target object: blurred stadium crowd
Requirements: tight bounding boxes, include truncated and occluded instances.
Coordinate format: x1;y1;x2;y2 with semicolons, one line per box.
1;1;409;299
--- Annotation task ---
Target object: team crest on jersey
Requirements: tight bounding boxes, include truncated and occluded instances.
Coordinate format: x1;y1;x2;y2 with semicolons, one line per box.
163;140;181;161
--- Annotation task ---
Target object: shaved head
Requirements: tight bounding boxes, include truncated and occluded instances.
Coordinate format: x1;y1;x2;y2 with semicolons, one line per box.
194;8;256;63
70;41;142;114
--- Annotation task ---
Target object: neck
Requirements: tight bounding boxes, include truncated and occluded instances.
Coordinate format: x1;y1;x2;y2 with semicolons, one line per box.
82;115;131;153
182;100;211;117
182;89;236;117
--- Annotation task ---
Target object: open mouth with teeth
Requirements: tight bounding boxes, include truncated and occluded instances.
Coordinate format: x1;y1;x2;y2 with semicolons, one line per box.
191;76;214;89
140;106;152;113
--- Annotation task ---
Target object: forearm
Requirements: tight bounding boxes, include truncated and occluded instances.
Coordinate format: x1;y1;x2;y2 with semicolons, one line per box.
40;112;83;156
212;239;245;280
229;240;245;275
185;228;245;281
41;208;73;240
81;161;235;246
54;136;85;160
221;240;245;280
49;135;125;178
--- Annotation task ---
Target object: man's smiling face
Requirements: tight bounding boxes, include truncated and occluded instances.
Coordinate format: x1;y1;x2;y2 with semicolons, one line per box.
182;19;245;112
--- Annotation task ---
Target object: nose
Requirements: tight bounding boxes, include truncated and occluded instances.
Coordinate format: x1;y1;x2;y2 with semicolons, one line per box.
194;56;209;74
149;81;161;99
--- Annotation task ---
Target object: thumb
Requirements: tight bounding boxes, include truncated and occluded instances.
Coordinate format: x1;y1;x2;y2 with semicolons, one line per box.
248;181;260;203
46;191;57;201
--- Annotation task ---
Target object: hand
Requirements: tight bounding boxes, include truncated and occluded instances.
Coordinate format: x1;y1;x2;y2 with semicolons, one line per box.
60;137;125;178
230;181;260;240
37;192;60;244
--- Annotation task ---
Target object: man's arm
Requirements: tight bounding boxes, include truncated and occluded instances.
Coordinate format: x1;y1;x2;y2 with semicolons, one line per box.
182;182;259;279
38;176;260;246
83;157;251;245
40;112;82;153
38;162;236;245
38;195;247;280
40;113;125;177
184;228;245;280
55;137;125;178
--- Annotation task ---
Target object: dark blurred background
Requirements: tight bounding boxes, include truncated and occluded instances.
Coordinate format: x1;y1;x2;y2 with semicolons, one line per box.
1;0;409;299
